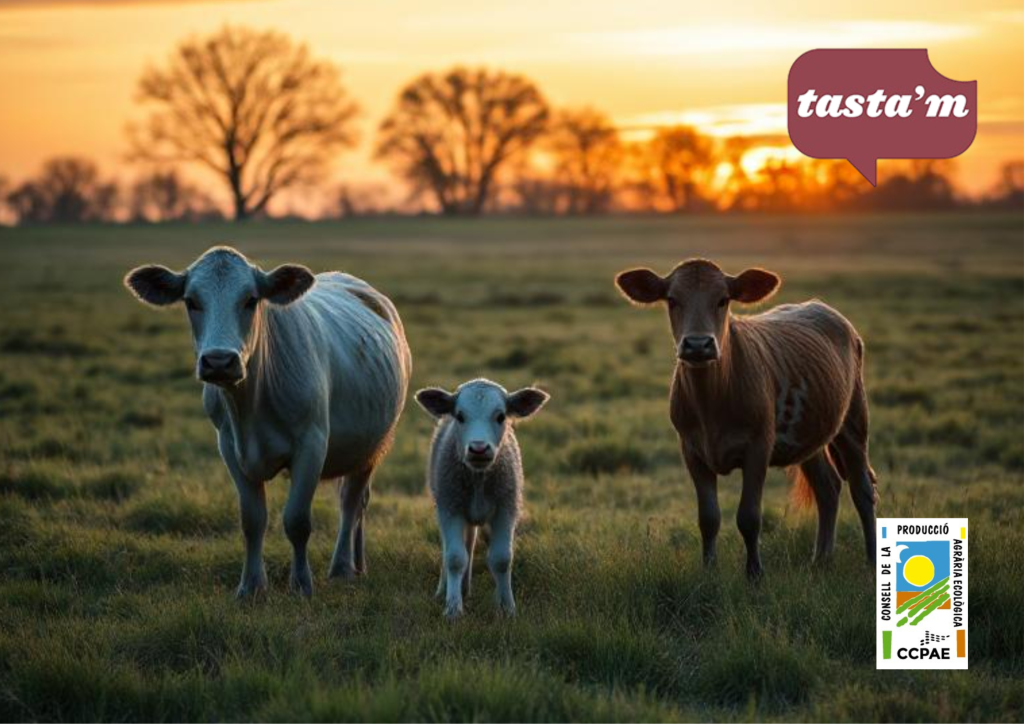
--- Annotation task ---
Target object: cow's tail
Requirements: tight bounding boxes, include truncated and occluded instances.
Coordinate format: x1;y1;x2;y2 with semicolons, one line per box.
788;444;845;510
788;464;815;510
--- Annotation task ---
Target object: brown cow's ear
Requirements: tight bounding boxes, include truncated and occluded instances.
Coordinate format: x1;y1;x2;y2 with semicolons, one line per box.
506;387;549;419
124;265;186;306
415;387;455;418
259;264;315;305
728;268;780;304
615;268;666;305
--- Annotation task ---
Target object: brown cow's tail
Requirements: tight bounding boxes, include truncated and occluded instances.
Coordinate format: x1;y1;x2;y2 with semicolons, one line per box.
788;465;815;510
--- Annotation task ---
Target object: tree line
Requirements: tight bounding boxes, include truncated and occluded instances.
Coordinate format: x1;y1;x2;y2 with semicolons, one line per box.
2;26;1021;225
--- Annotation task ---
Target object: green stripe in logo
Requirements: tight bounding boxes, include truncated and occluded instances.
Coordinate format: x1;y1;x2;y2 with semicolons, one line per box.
883;631;892;659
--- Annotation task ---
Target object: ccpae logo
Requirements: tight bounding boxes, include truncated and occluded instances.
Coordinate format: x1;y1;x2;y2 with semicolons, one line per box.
877;518;968;669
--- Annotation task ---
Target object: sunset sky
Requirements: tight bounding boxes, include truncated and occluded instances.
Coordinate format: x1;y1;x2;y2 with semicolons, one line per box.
1;0;1021;211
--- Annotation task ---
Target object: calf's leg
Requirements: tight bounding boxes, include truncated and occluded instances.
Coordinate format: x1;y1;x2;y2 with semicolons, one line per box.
800;449;842;562
463;525;478;598
487;508;516;616
682;442;720;565
284;441;327;597
329;467;373;580
832;381;877;563
220;434;268;598
439;511;469;619
738;449;769;580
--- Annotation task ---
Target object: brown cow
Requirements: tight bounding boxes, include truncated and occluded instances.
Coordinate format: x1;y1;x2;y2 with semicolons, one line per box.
615;259;877;578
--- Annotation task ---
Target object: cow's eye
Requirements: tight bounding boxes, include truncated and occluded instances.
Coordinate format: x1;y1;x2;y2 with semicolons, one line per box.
718;297;729;309
454;411;465;424
244;297;259;311
496;413;506;425
185;298;201;312
666;297;679;309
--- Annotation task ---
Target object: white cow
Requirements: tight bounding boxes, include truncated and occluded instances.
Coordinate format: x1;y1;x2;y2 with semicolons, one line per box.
124;246;411;597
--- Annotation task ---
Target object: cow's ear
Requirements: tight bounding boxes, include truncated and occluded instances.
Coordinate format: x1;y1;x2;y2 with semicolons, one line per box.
415;387;455;418
506;387;549;419
124;265;186;306
615;268;666;305
259;264;315;305
728;268;780;304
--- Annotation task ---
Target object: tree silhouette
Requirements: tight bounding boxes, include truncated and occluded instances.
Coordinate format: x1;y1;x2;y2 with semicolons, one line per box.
6;157;118;224
129;26;358;221
376;67;549;215
648;126;715;212
129;170;222;222
547;108;623;214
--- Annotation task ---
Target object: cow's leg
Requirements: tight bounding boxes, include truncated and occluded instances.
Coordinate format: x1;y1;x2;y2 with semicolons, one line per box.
800;449;842;563
463;525;478;599
283;440;326;597
682;441;720;566
219;434;268;598
439;511;469;619
738;448;769;580
832;380;877;563
354;486;370;575
487;507;516;616
329;467;373;580
435;532;447;599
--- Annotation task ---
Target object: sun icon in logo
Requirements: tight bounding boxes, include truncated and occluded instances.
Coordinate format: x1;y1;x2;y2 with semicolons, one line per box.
903;554;935;587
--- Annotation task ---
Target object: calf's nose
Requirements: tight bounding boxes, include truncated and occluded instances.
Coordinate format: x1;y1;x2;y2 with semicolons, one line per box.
198;349;243;381
679;335;719;362
467;441;492;457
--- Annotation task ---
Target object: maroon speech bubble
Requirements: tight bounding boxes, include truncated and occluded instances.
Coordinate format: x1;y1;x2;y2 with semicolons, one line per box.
788;49;977;185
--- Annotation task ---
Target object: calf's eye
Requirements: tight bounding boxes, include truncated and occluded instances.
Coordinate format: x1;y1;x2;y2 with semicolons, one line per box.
496;413;506;425
718;297;729;309
244;297;259;311
666;297;679;309
455;412;465;424
185;298;201;312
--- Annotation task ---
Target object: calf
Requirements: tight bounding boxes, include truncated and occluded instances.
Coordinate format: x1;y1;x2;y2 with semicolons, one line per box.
415;379;549;619
615;259;877;578
124;246;411;597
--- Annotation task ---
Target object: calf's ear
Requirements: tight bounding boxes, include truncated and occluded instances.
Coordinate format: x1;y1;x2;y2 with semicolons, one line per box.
506;387;550;419
615;268;666;305
259;264;315;305
415;387;455;418
728;268;780;304
124;265;186;306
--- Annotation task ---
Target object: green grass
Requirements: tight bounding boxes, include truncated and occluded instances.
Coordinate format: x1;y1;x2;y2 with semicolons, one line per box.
0;214;1022;721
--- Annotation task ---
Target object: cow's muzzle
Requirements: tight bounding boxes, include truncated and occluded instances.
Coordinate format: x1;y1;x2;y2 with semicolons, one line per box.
198;349;244;386
464;441;496;471
678;335;720;366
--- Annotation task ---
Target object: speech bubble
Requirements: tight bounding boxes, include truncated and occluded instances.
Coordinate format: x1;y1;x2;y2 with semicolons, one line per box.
788;49;977;185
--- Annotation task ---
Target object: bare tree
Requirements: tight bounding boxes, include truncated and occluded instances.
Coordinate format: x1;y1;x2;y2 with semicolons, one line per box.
129;26;359;221
130;170;222;222
547;107;623;214
648;126;715;212
6;157;119;224
376;67;549;216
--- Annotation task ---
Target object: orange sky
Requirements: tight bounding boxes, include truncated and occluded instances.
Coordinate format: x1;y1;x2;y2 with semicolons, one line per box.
0;0;1021;211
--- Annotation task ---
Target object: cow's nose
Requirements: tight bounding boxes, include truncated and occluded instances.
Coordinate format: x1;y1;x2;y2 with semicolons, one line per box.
679;335;719;363
198;350;243;382
467;441;492;457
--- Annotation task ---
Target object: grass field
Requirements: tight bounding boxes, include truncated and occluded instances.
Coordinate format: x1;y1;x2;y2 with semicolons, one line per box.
0;214;1022;722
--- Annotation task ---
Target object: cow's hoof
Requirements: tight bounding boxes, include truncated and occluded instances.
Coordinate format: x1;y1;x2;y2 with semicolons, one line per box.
444;601;464;621
497;601;517;618
235;578;268;600
327;564;358;582
746;562;764;582
289;567;313;597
